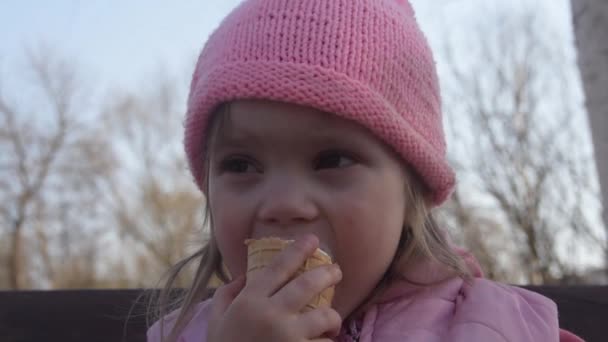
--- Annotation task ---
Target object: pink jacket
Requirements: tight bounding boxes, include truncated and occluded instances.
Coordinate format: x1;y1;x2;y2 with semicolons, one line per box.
147;251;583;342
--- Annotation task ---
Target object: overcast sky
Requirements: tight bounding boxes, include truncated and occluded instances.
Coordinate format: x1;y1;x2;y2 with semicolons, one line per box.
1;0;574;90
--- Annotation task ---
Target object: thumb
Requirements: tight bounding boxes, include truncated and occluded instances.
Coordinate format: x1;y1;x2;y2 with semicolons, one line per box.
210;274;246;317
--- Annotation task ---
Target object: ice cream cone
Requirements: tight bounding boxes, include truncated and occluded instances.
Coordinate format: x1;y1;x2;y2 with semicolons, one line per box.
245;237;335;311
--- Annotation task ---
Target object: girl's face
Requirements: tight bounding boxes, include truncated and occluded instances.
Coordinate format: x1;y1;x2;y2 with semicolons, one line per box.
207;100;408;318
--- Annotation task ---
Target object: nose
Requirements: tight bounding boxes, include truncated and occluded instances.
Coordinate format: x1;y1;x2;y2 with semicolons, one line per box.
256;178;319;226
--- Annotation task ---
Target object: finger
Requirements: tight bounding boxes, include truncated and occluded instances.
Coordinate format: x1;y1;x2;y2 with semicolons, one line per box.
210;274;246;318
297;307;342;339
272;263;341;311
247;235;319;296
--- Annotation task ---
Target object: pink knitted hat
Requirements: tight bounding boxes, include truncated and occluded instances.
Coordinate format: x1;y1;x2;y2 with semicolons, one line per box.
185;0;455;206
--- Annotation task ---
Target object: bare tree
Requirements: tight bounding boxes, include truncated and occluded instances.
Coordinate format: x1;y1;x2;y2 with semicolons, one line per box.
571;0;608;272
0;49;115;289
100;73;205;288
440;187;521;282
438;5;606;284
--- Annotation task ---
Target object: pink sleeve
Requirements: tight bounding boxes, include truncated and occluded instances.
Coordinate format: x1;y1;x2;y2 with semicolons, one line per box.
147;321;162;342
146;313;179;342
450;280;561;341
146;299;213;342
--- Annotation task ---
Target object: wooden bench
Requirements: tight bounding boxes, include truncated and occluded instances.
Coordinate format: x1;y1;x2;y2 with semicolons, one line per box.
1;286;606;341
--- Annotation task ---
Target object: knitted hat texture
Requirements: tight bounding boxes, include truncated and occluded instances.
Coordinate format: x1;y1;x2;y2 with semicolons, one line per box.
185;0;455;205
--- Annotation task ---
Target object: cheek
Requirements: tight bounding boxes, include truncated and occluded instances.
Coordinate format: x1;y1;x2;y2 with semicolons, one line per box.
335;202;403;273
329;180;405;313
333;178;405;257
331;208;403;316
209;187;251;278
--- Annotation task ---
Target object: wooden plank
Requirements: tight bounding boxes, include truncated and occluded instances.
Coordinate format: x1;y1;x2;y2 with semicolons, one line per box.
0;286;606;342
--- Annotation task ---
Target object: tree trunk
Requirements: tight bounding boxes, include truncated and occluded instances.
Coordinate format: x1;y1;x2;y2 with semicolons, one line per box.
571;0;608;269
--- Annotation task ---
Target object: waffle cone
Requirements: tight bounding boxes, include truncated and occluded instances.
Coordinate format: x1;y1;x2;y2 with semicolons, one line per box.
245;238;335;311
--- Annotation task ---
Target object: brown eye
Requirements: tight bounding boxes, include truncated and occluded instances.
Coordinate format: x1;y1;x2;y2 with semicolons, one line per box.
220;157;258;173
314;150;356;170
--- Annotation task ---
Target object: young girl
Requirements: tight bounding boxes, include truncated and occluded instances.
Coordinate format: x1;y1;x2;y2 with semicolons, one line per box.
147;0;583;341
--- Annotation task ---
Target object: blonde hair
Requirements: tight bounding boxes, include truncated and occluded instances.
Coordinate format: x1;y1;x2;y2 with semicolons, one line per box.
146;103;471;342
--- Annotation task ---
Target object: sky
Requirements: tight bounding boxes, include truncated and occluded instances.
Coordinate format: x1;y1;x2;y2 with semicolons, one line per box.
1;0;241;90
1;0;573;90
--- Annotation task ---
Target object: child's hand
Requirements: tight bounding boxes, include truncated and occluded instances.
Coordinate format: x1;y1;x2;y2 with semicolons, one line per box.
207;235;343;342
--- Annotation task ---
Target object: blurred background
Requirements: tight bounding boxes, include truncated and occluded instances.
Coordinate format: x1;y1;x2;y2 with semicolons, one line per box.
0;0;606;290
